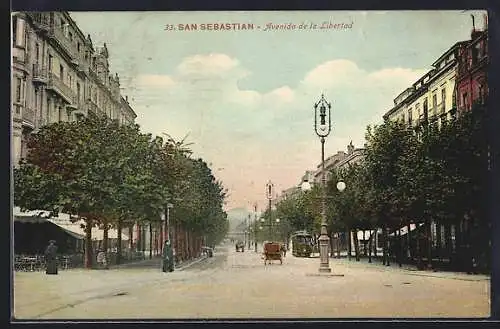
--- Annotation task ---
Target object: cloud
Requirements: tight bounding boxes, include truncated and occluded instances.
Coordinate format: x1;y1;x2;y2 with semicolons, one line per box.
176;53;248;79
135;74;176;89
128;54;426;209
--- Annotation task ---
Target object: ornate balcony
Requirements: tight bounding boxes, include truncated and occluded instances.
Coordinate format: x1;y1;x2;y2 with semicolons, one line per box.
28;12;50;32
22;107;35;129
47;72;75;104
76;55;90;73
32;64;48;85
48;26;78;59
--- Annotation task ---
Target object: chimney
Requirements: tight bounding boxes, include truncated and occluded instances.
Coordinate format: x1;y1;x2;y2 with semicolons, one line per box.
125;95;128;102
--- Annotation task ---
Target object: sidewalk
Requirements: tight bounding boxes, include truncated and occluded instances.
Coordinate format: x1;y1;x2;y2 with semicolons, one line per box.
13;254;209;319
326;257;490;282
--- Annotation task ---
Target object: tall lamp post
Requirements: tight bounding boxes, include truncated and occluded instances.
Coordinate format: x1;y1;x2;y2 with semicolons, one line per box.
314;94;333;273
266;180;274;241
161;203;174;253
253;203;258;252
247;214;252;249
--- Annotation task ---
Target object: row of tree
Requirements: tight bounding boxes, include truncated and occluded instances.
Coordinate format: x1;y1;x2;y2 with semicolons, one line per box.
14;114;229;268
275;102;491;272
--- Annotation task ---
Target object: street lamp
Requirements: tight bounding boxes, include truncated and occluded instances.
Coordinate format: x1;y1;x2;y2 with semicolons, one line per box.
161;203;174;253
275;218;281;241
314;94;333;273
253;203;258;252
266;180;274;241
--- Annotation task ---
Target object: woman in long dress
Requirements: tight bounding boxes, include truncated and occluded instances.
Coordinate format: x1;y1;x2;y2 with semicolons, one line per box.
44;240;58;275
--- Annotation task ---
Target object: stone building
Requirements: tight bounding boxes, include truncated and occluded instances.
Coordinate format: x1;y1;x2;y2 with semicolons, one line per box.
11;12;137;166
383;41;467;129
456;15;488;113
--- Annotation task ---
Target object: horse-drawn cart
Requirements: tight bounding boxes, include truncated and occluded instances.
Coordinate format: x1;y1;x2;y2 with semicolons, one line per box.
263;242;283;265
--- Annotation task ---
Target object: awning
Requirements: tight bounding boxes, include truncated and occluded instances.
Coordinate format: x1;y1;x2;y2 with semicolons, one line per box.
13;208;129;241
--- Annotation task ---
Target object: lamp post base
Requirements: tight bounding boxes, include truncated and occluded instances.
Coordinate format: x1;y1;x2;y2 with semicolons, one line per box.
307;273;344;277
318;232;331;273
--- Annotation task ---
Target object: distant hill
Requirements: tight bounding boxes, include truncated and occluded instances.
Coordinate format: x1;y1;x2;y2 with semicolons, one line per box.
226;207;252;232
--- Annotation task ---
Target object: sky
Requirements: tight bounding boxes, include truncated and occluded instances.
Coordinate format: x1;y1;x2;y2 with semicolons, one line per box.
70;10;486;212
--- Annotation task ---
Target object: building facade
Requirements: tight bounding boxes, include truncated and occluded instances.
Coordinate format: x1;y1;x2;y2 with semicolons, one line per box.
383;41;467;129
312;150;347;185
11;12;137;166
456;16;488;113
335;141;365;171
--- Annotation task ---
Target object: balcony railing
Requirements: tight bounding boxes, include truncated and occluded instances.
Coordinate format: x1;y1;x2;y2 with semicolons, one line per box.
48;26;78;59
76;55;90;73
28;12;50;31
32;63;48;84
47;72;75;104
22;107;35;128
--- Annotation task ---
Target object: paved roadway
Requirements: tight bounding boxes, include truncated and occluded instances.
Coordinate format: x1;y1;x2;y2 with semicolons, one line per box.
13;243;490;319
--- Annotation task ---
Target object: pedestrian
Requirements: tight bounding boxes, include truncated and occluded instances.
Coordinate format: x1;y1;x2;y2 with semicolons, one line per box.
44;240;58;275
97;249;108;269
280;243;286;257
162;240;174;272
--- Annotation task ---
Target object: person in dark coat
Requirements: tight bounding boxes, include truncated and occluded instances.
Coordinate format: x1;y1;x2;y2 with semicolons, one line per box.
162;240;174;272
44;240;58;275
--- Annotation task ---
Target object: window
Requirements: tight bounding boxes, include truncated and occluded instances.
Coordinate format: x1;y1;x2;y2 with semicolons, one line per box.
68;31;73;41
478;84;484;104
408;108;413;126
472;44;479;65
35;43;40;64
59;64;64;81
441;88;446;113
440;225;446;248
48;54;53;72
77;42;80;52
34;88;38;109
15;77;21;103
46;97;51;122
12;16;17;45
432;94;438;116
450;225;456;252
423;98;428;119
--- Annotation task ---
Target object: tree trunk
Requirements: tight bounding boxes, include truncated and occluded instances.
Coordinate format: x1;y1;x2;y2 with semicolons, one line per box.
363;230;367;257
383;225;390;266
84;218;93;269
149;222;153;259
159;221;164;254
416;224;423;269
427;219;433;270
407;221;412;263
397;225;402;268
128;225;133;251
103;221;109;253
347;228;352;261
142;224;146;259
368;230;373;263
116;218;122;265
353;229;360;261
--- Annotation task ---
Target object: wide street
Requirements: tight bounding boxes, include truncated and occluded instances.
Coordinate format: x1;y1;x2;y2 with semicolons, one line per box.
13;242;490;319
